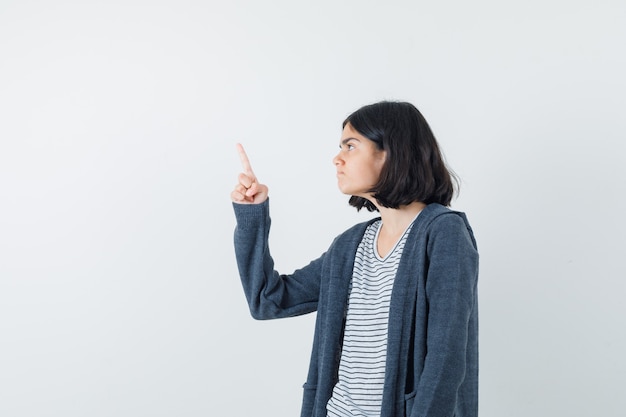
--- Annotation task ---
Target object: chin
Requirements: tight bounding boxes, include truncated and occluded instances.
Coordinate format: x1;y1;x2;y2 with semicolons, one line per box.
338;187;357;196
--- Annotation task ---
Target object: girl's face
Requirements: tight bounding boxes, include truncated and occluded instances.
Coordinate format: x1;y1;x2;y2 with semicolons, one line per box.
333;123;386;199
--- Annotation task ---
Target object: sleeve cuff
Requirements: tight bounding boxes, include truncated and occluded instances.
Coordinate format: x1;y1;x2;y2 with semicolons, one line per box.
232;198;270;230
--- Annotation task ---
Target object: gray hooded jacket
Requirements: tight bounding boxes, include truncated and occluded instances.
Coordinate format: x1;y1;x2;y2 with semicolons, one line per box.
233;200;478;417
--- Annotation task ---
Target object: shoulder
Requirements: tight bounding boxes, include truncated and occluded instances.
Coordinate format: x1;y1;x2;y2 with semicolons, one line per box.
419;203;477;248
420;203;471;230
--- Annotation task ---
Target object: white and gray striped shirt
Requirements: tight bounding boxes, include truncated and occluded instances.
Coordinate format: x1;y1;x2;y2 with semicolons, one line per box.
326;216;417;417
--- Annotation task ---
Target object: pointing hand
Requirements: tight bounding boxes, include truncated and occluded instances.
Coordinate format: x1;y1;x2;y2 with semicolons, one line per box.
231;143;269;204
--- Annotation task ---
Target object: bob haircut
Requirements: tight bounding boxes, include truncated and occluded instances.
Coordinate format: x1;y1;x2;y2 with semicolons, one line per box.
344;101;457;212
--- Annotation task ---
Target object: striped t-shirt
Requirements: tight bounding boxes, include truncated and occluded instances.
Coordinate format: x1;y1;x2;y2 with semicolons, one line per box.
326;217;417;417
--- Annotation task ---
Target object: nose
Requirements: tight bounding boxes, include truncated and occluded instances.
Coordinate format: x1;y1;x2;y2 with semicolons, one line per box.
333;152;343;166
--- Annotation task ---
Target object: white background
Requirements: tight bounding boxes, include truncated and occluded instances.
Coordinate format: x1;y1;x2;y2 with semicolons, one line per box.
1;1;625;416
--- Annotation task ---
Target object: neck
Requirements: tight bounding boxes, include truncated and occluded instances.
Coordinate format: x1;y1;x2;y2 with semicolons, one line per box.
376;201;427;237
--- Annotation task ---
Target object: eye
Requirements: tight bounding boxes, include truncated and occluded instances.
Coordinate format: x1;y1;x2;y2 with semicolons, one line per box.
338;140;357;151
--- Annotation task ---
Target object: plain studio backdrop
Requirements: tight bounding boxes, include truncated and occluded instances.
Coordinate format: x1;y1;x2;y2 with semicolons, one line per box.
1;0;625;416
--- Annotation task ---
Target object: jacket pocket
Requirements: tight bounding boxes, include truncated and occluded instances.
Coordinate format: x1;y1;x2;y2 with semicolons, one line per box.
404;391;416;417
300;383;317;417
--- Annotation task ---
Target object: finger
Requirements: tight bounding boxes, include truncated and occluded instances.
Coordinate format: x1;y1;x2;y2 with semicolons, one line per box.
245;182;258;197
232;185;252;203
236;143;256;178
235;183;249;196
238;172;254;189
231;189;245;202
232;191;251;203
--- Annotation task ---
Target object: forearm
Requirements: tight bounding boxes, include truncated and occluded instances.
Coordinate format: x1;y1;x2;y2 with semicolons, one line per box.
233;200;321;319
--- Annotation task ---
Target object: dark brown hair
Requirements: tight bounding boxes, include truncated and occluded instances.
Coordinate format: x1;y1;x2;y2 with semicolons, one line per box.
344;101;457;211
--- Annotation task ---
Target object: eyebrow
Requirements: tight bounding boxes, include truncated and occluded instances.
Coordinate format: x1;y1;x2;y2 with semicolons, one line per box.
340;137;360;146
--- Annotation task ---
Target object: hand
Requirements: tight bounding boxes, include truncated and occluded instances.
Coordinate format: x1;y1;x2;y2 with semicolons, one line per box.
231;143;269;204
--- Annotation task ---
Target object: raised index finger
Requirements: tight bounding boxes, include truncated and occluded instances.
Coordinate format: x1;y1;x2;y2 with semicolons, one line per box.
236;143;256;177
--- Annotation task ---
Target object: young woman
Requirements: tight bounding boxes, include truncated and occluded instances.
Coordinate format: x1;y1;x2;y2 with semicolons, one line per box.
231;101;479;417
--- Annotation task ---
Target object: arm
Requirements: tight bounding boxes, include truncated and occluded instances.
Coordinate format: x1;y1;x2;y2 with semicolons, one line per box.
412;213;479;417
233;200;322;319
231;144;321;319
